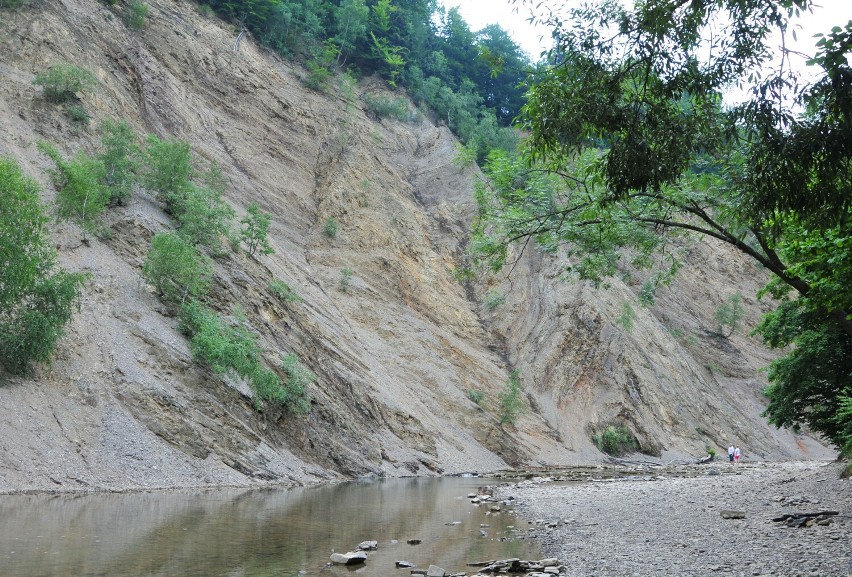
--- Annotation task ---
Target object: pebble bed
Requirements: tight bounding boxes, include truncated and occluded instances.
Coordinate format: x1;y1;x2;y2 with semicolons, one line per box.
495;461;851;577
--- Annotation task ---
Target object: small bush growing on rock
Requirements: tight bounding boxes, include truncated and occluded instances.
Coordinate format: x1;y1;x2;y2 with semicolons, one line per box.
363;93;419;122
714;293;745;338
280;354;313;414
142;232;212;305
98;119;140;206
498;370;524;425
33;63;97;103
323;217;338;238
617;300;635;333
467;389;486;407
123;0;148;30
592;425;637;456
339;267;353;292
240;202;274;256
268;280;302;303
38;141;110;242
143;135;193;211
484;289;505;311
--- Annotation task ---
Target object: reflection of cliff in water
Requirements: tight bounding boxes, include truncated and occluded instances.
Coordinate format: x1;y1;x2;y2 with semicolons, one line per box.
0;477;538;577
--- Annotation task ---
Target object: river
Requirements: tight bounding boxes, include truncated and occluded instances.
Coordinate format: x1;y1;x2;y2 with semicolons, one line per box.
0;476;540;577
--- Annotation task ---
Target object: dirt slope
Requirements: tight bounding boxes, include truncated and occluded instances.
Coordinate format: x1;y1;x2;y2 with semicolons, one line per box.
0;0;832;493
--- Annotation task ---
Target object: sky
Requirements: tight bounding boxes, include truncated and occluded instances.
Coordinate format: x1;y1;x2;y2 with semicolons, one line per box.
439;0;852;67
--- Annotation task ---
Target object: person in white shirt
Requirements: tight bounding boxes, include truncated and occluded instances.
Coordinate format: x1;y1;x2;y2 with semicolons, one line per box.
728;444;735;463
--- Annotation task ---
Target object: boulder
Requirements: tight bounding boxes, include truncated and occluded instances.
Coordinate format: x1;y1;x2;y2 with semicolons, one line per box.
357;540;378;551
407;539;422;545
426;565;446;577
330;551;367;565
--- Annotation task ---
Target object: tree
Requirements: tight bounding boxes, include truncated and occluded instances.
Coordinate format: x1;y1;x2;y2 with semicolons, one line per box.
143;135;193;212
0;157;86;374
240;201;274;256
142;232;212;305
332;0;369;67
715;293;745;338
479;0;852;453
38;141;110;242
98;120;139;206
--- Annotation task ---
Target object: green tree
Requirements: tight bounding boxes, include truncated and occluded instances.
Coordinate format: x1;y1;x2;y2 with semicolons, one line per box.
332;0;369;67
0;157;86;374
98;120;139;206
481;0;852;452
142;232;212;305
32;63;97;103
38;141;110;242
498;369;524;425
715;293;745;338
143;135;193;212
240;201;274;256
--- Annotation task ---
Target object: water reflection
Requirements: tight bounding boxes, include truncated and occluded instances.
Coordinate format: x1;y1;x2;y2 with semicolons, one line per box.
0;477;539;577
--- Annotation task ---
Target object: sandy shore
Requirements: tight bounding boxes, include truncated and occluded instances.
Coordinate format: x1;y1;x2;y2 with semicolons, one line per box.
496;461;851;577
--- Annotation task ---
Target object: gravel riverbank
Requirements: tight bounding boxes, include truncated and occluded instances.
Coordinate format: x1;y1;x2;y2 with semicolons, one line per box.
496;461;851;577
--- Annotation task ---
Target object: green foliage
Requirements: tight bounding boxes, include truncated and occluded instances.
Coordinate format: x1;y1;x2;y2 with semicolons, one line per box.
123;0;148;30
497;369;524;425
592;425;637;456
474;0;852;452
142;232;212;305
338;267;353;292
143;135;193;211
363;93;418;122
38;141;110;241
756;300;852;454
144;139;233;251
65;103;90;125
638;280;656;307
33;63;97;103
279;354;313;414
268;279;302;303
323;217;338;238
467;389;485;407
180;301;260;377
706;445;717;459
715;293;745;338
0;157;87;374
98;120;139;206
240;202;274;256
179;301;309;413
484;289;505;311
617;301;635;333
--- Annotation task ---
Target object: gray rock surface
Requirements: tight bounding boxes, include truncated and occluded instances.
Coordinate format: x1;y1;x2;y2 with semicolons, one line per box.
497;462;851;576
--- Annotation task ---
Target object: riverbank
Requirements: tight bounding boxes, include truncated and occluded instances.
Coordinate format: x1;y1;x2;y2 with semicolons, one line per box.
496;461;851;577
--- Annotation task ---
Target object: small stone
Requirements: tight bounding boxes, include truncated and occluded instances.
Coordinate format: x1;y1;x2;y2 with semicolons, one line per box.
407;539;422;545
330;551;367;566
396;561;415;568
357;540;378;551
720;510;746;519
426;564;446;577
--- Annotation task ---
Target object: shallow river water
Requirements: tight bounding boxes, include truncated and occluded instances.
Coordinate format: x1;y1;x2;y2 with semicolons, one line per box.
0;477;540;577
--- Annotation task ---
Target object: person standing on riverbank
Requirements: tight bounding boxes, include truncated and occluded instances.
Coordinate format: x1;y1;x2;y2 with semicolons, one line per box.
734;446;741;463
728;444;735;463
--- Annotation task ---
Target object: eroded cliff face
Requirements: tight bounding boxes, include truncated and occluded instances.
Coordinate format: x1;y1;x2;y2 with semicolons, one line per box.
0;0;831;493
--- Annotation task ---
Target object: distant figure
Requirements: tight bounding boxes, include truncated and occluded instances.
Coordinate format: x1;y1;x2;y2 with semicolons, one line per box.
734;445;741;463
728;444;735;463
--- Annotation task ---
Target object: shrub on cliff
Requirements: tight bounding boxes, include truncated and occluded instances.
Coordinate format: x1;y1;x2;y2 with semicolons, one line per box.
0;157;87;374
33;63;97;103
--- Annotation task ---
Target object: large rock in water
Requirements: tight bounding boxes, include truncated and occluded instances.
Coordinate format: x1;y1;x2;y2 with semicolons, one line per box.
330;551;368;565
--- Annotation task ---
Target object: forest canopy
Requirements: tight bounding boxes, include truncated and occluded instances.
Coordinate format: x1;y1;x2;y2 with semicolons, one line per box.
201;0;536;159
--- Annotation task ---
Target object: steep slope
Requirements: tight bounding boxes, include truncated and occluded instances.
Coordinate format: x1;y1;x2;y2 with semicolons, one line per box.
0;0;831;493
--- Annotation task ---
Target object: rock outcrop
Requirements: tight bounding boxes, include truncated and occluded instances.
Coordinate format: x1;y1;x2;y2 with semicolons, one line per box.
0;0;832;493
